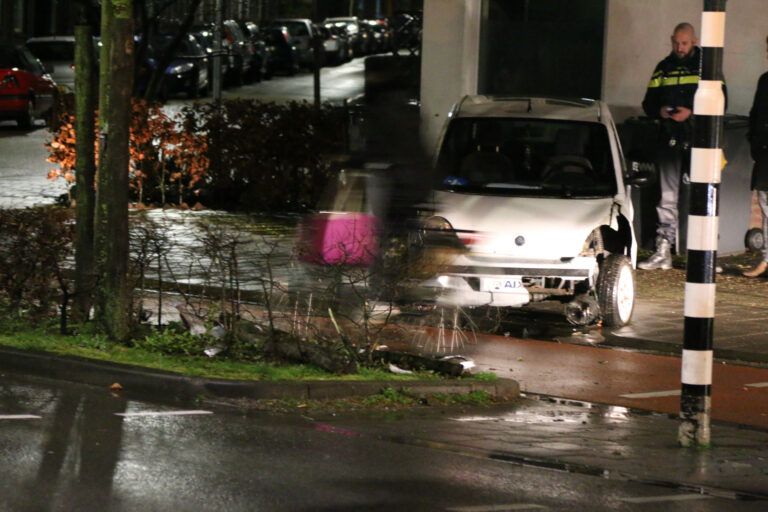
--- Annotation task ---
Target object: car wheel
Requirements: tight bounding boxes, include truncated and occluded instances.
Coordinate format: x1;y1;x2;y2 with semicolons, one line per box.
597;254;635;327
746;227;764;252
17;96;34;129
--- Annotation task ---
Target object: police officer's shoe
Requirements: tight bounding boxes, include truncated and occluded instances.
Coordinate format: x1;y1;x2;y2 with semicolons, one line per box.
638;236;673;270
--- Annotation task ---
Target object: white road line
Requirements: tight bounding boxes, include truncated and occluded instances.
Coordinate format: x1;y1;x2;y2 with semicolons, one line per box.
619;493;711;503
0;415;41;420
619;390;680;399
745;382;768;388
115;410;213;417
447;505;547;511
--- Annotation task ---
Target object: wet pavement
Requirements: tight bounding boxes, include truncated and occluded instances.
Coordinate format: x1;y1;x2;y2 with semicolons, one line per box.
2;370;768;510
3;58;768;506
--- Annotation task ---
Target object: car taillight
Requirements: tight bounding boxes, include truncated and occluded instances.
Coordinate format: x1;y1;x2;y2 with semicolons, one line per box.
0;74;20;88
283;32;290;43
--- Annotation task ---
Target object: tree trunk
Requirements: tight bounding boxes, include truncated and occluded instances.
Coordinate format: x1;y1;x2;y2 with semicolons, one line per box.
73;24;97;321
94;0;134;341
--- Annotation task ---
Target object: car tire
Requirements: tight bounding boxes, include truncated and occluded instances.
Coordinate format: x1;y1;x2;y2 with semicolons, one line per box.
597;254;635;327
746;227;764;252
17;96;34;129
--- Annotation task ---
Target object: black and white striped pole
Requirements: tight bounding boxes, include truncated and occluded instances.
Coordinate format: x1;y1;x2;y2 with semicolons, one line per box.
679;0;727;447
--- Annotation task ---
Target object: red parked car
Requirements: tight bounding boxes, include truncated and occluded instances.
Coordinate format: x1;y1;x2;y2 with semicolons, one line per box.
0;43;57;128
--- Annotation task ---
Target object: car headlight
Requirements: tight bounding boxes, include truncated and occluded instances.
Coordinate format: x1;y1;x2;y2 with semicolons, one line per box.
166;62;194;75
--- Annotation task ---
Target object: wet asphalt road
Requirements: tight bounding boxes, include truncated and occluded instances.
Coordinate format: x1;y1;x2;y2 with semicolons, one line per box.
2;370;766;512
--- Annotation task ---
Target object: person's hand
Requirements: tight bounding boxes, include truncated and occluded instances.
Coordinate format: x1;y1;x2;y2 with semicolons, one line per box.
670;106;692;122
660;106;692;122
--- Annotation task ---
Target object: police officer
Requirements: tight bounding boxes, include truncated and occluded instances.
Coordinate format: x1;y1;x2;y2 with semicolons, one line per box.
744;35;768;277
639;22;725;270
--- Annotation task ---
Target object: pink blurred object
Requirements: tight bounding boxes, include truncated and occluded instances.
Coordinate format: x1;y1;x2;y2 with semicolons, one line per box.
298;212;380;266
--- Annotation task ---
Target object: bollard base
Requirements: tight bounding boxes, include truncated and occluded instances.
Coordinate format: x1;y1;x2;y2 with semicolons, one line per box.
678;396;712;447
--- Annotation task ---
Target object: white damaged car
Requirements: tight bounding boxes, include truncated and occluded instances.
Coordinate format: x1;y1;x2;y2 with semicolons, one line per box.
420;96;653;327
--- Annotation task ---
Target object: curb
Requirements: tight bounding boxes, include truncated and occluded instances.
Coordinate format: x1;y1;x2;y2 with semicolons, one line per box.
0;345;520;403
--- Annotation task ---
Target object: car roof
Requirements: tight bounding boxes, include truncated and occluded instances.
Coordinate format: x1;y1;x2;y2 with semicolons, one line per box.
452;96;608;123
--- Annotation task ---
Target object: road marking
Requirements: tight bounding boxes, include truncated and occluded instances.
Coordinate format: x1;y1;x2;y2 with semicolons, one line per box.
619;389;680;399
115;410;213;417
745;382;768;388
447;505;547;511
0;414;41;420
619;493;711;503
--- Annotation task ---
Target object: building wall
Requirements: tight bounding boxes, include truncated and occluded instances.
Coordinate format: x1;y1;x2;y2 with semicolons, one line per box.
420;0;768;154
419;0;481;155
603;0;767;120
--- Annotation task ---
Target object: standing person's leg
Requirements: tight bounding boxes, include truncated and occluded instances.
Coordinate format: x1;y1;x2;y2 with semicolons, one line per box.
744;189;768;277
639;148;681;270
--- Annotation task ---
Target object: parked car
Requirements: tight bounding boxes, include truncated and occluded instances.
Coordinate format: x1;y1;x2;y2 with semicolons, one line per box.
151;33;209;99
317;24;346;66
263;26;299;76
25;35;76;93
191;28;231;87
326;22;354;62
268;18;316;68
421;96;654;327
363;19;391;54
239;20;270;81
0;43;57;128
221;19;253;84
323;16;362;56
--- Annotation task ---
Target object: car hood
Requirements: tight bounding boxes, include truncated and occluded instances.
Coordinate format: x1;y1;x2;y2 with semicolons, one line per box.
433;191;615;260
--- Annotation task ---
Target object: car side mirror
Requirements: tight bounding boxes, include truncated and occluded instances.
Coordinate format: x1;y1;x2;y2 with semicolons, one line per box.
625;159;657;187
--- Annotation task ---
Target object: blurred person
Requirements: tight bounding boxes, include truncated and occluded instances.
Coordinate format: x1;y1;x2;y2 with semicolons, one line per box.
744;35;768;277
638;22;726;270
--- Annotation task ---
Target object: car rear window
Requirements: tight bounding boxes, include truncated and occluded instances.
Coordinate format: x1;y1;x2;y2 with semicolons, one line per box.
434;117;617;198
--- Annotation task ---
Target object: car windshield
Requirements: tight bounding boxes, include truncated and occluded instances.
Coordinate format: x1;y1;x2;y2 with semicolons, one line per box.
434;117;617;198
27;41;74;61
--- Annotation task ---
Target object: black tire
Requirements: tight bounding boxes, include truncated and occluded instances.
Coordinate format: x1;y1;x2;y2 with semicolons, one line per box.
17;96;34;129
746;227;764;252
597;254;635;327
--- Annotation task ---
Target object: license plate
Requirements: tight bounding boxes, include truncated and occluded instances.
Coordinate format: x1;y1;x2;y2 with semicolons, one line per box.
482;277;524;292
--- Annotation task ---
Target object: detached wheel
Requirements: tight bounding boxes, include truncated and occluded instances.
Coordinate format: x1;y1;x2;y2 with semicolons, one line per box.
597;254;635;327
746;227;764;252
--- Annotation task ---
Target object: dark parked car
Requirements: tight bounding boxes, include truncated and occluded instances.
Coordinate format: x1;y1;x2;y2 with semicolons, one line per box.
151;33;209;99
0;43;57;128
268;18;316;68
240;21;270;81
222;19;253;84
191;28;232;87
263;26;299;76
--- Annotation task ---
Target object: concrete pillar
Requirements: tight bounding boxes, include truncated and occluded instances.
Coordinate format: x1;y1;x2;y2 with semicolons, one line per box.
419;0;482;156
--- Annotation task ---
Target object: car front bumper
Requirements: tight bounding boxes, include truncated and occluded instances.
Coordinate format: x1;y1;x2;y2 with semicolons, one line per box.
422;256;597;308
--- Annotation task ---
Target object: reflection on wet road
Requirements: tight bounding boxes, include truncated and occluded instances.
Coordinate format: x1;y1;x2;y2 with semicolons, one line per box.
1;371;766;511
